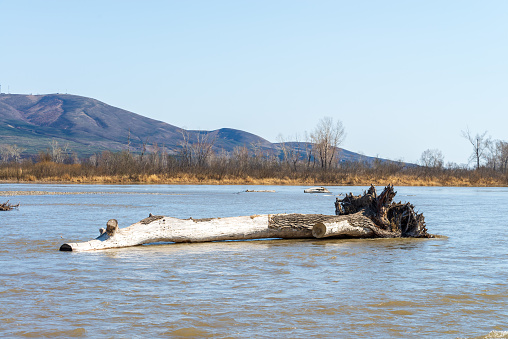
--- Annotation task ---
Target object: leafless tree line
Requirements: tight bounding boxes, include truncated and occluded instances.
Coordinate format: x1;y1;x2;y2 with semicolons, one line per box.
1;140;80;165
0;144;24;163
1;119;507;184
460;128;508;174
418;128;508;175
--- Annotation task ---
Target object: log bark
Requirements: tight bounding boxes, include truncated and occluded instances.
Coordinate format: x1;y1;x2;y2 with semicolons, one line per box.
60;185;433;252
312;212;376;238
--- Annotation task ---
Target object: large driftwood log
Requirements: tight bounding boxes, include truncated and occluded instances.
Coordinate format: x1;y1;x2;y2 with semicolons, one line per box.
60;213;376;252
60;185;433;252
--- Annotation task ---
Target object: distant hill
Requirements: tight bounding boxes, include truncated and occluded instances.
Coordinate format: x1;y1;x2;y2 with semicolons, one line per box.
0;93;271;157
0;93;379;163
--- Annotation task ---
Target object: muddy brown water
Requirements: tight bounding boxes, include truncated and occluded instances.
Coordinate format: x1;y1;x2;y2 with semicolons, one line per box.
1;184;507;338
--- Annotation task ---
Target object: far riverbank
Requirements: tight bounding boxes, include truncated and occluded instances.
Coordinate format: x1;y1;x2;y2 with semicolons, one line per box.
1;172;506;187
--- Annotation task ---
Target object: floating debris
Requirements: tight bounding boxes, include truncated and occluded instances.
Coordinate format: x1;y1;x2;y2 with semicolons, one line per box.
245;190;276;193
1;200;20;211
304;187;331;193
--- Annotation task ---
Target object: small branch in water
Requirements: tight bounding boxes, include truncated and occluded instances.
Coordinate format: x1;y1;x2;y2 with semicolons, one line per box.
1;200;20;211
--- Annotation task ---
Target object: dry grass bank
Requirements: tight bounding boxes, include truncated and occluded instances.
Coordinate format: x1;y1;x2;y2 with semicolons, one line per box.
1;172;506;187
1;160;507;187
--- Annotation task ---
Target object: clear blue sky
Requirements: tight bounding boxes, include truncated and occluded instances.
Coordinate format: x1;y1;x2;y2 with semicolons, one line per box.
1;0;507;165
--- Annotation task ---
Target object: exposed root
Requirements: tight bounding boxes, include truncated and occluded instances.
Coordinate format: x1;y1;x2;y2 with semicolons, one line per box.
335;184;431;238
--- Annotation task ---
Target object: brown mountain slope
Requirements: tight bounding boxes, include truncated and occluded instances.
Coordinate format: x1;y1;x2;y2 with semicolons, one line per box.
0;93;271;156
0;93;381;164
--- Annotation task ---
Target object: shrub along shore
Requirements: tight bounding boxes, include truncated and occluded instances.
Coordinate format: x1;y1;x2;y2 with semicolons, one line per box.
0;158;506;187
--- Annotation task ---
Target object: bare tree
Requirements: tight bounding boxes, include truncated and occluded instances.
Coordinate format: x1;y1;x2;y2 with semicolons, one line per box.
232;146;249;173
0;144;24;163
192;132;216;167
179;130;192;167
277;134;291;168
139;137;149;162
160;144;169;169
303;131;315;169
0;145;8;163
461;128;491;170
50;139;69;163
289;134;302;171
89;154;99;167
250;142;265;169
491;140;508;173
419;149;444;168
210;148;229;179
149;142;161;170
310;117;346;169
499;141;508;174
70;152;81;165
277;134;302;171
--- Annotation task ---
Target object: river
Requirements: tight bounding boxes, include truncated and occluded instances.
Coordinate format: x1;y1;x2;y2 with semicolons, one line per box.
1;184;507;338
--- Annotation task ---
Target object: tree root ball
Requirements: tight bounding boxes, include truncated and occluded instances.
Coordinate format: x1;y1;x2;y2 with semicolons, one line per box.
335;184;430;238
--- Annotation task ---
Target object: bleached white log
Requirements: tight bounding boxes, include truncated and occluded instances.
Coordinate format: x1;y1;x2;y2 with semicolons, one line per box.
60;213;381;252
61;214;299;252
59;185;435;252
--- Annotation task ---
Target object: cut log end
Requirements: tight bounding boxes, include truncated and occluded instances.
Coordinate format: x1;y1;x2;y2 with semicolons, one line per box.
106;219;118;236
312;223;327;238
59;244;73;252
